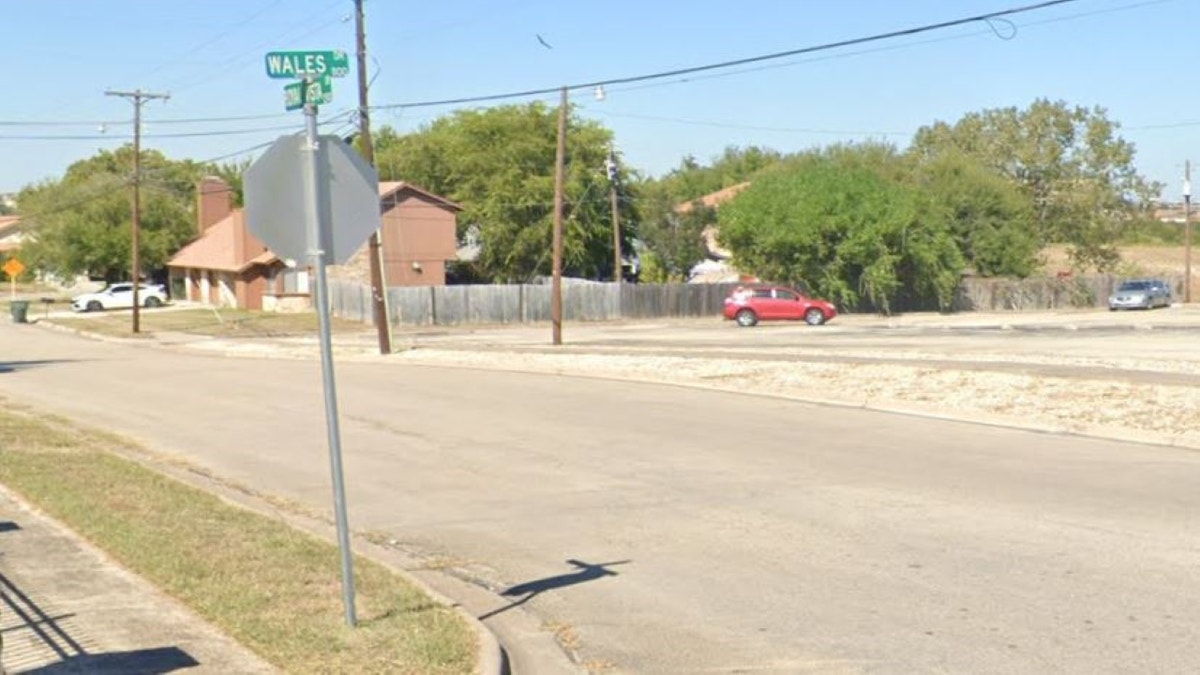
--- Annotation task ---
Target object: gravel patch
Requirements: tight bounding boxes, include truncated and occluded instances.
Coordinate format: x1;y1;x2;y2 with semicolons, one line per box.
395;348;1200;449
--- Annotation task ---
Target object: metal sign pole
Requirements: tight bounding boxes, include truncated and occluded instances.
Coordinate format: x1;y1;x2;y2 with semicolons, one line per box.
302;88;358;627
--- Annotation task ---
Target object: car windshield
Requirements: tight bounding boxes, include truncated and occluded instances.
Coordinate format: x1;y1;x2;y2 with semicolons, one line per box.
1117;282;1148;292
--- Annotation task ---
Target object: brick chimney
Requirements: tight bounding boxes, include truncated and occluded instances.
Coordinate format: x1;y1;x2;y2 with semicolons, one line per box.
197;177;233;233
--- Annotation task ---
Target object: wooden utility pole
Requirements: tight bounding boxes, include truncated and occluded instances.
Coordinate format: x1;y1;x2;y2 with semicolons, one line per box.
1186;160;1193;304
551;86;567;345
354;0;392;353
607;147;622;283
106;89;169;334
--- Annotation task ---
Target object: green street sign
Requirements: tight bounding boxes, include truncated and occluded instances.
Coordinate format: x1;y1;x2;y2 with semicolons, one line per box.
284;75;333;111
265;51;350;79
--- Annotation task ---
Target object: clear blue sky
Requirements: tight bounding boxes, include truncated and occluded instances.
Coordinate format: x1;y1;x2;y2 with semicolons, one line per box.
2;0;1197;201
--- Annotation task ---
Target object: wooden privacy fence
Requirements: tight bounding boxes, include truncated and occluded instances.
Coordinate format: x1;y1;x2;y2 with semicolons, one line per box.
326;274;1184;326
952;274;1184;312
327;280;739;325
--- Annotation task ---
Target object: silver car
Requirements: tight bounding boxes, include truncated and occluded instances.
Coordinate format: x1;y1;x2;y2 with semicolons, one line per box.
1108;279;1171;311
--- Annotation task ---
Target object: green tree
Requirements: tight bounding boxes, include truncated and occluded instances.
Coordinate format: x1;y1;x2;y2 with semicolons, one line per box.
718;145;964;313
632;146;783;281
646;146;783;204
17;147;207;282
206;160;250;207
912;152;1039;277
910;99;1160;271
634;190;711;282
373;103;632;282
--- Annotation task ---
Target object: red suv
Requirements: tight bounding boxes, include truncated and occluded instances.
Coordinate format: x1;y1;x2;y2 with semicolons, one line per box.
723;285;837;327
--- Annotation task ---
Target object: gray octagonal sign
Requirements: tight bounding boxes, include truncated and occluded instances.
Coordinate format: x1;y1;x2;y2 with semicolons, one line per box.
244;134;381;265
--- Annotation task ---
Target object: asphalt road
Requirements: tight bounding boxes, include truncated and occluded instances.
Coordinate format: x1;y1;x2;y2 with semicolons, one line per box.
3;321;1200;674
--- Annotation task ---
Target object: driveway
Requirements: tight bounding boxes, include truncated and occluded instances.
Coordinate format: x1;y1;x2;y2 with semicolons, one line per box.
2;319;1200;673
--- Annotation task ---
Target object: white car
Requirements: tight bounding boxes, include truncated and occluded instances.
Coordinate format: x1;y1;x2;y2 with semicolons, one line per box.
71;283;169;312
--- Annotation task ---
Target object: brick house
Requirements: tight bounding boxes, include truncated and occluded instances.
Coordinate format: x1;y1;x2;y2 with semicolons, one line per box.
330;181;461;287
167;177;282;310
168;178;461;311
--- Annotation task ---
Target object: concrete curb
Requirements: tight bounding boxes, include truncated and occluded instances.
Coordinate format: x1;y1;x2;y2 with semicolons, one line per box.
18;321;512;675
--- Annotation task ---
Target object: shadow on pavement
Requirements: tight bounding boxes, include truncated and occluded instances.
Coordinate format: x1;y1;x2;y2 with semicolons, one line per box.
19;647;199;674
0;522;19;534
0;571;198;675
479;558;630;621
0;361;77;375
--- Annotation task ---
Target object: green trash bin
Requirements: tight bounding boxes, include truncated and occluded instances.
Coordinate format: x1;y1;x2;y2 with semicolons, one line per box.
9;300;30;324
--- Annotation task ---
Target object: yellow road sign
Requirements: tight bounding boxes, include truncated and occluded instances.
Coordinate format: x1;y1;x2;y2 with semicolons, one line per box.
2;258;24;278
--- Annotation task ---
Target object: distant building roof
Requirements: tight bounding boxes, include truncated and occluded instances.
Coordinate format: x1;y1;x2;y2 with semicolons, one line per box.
1154;206;1192;223
167;211;276;272
0;215;23;253
674;182;752;214
379;181;463;211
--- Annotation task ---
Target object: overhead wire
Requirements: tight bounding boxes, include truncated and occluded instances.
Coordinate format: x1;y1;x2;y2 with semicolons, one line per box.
371;0;1085;111
586;109;910;138
11;110;356;222
134;0;290;83
161;1;349;95
0;0;1172;133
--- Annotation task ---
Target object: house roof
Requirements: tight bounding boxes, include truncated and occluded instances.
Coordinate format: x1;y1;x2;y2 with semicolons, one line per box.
1154;206;1192;223
167;210;277;272
0;215;23;252
0;215;20;237
674;182;751;214
379;181;463;211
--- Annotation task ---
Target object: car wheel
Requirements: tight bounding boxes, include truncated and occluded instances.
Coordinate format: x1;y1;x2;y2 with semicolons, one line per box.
735;309;758;327
86;300;102;312
804;308;826;326
144;296;162;308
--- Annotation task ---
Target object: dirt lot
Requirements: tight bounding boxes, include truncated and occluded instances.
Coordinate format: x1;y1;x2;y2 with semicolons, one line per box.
175;306;1200;452
1042;244;1198;298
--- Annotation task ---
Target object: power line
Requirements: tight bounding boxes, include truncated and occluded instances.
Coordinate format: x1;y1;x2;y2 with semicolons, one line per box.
0;110;326;129
0;0;1160;133
134;0;289;83
9;111;355;222
372;0;1084;111
160;1;348;95
0;108;355;142
0;123;310;142
588;109;910;137
599;0;1172;96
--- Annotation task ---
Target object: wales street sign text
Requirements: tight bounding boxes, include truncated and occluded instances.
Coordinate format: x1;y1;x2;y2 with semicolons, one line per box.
265;51;350;79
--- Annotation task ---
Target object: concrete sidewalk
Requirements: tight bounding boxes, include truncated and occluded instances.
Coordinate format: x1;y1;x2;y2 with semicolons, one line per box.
0;486;275;674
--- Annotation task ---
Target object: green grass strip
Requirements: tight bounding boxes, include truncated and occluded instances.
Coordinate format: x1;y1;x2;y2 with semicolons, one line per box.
0;408;476;674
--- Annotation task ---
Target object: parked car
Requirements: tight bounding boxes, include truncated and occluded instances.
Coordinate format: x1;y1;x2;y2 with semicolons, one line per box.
1107;279;1171;311
71;283;168;312
723;285;837;327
